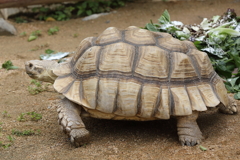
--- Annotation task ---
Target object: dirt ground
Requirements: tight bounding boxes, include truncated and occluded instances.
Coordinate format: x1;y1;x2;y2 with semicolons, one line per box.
1;0;240;159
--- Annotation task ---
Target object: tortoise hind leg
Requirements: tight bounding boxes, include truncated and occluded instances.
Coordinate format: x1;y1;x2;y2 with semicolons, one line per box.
57;97;90;147
176;111;203;146
218;95;238;115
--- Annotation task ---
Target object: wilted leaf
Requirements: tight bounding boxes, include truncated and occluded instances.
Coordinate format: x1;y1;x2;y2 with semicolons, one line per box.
200;18;211;30
171;21;183;27
212;15;221;23
40;52;71;60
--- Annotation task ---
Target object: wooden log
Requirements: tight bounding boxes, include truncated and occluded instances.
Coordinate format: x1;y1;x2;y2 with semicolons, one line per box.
0;0;82;9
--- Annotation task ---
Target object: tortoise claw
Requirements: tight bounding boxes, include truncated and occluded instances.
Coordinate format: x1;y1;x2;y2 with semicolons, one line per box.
70;128;90;147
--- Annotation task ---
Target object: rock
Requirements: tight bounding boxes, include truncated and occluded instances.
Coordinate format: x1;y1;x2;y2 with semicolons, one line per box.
0;18;17;35
1;8;20;19
82;11;117;21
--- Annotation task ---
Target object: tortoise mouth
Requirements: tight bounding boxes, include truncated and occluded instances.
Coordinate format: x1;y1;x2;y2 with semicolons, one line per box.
26;72;37;78
26;72;34;77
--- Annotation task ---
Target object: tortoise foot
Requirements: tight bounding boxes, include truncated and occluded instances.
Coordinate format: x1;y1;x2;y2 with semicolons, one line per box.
70;128;90;147
179;134;202;146
57;98;89;147
177;111;203;146
219;96;238;115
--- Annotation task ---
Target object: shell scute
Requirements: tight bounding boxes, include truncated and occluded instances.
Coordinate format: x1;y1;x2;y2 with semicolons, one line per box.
197;83;220;107
188;49;215;78
154;86;170;119
212;76;229;106
72;37;94;63
95;27;122;45
74;46;101;74
139;84;160;118
99;42;135;73
135;46;168;78
171;52;198;81
96;78;118;113
115;79;141;116
82;78;98;109
125;28;156;45
186;85;207;111
171;86;192;116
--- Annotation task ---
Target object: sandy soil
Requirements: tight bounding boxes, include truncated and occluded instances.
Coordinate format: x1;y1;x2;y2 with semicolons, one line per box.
1;0;240;159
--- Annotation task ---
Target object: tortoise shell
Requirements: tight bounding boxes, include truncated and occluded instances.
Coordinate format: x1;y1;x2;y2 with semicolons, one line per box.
53;26;229;120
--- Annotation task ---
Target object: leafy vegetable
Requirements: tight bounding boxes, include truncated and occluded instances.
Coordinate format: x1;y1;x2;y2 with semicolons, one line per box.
45;49;55;54
19;32;27;37
1;60;18;70
48;27;59;35
144;9;240;99
199;145;207;151
28;30;41;42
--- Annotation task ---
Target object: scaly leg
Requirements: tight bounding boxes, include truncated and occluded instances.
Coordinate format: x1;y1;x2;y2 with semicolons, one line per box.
57;97;90;147
176;111;203;146
218;95;238;114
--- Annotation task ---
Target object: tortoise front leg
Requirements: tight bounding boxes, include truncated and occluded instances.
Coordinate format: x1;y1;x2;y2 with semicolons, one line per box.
57;97;90;147
176;111;203;146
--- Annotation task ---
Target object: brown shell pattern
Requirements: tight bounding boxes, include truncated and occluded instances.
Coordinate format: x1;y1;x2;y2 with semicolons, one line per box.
53;26;229;120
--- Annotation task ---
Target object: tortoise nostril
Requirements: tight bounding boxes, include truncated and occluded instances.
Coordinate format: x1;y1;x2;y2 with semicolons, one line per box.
29;63;33;68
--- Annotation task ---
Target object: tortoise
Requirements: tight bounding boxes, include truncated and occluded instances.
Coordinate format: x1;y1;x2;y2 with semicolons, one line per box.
25;26;237;147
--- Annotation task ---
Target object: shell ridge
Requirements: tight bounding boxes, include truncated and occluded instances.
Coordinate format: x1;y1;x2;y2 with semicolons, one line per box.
169;85;174;115
168;52;173;82
154;36;172;53
96;46;104;76
94;39;123;46
136;83;143;116
72;72;209;86
113;79;120;113
187;49;202;80
122;30;126;43
95;77;100;111
153;85;162;117
132;45;139;77
184;84;196;112
79;79;84;104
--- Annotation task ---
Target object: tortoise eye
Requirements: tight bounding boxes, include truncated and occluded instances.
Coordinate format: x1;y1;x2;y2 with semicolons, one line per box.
29;63;33;68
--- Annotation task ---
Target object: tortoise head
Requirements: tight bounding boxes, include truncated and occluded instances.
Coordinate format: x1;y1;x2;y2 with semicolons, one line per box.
25;60;58;83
